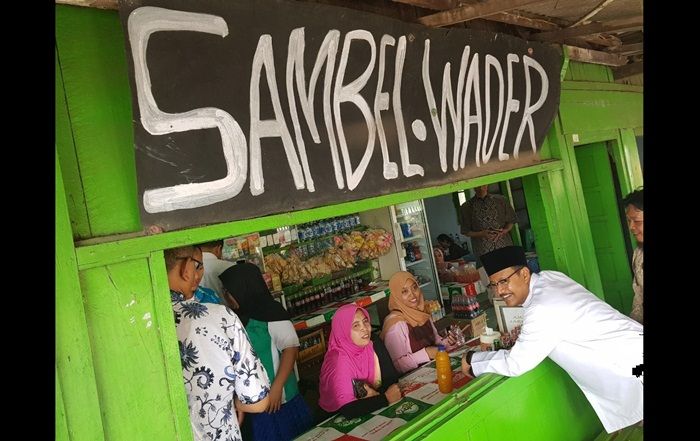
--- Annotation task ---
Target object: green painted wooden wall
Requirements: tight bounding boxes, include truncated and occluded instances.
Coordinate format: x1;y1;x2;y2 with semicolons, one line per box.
55;5;642;440
387;360;602;441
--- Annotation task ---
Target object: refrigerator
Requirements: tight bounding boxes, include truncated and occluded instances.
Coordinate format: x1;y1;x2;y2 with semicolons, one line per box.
389;200;441;304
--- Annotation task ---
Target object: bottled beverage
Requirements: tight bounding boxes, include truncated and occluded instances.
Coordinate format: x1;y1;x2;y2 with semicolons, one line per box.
435;344;454;393
340;280;346;298
332;282;341;301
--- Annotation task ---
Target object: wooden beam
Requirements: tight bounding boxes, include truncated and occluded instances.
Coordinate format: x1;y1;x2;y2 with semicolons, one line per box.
531;16;643;41
417;0;547;27
393;1;564;32
565;45;628;67
613;61;643;79
392;0;457;10
487;11;560;31
581;34;622;48
570;0;617;27
56;0;117;9
607;42;643;54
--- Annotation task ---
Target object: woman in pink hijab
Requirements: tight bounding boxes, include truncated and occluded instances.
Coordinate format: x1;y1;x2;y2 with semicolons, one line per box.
319;304;402;418
381;271;454;374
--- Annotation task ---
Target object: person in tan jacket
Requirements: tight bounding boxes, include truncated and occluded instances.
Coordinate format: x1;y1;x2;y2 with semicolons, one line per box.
623;189;643;324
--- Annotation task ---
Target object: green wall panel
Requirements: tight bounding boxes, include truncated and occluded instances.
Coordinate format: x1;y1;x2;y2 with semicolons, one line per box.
56;6;141;238
576;143;634;311
56;153;106;441
563;61;613;83
612;129;644;195
393;361;602;441
521;173;556;271
75;161;562;270
55;368;70;441
56;50;92;239
529;119;604;294
79;258;191;441
559;89;643;134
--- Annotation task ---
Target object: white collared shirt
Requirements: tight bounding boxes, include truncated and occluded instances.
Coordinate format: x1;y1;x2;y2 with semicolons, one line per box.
471;271;643;433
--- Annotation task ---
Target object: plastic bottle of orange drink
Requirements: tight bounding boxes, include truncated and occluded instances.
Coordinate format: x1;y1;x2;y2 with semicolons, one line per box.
435;344;453;393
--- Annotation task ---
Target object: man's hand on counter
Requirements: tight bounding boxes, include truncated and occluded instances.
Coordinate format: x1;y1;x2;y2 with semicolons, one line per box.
425;346;439;359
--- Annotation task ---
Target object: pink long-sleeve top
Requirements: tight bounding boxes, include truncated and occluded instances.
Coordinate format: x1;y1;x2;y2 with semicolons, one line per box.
382;319;445;375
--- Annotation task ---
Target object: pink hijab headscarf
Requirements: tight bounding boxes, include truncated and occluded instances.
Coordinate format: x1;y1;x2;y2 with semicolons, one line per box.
318;304;376;412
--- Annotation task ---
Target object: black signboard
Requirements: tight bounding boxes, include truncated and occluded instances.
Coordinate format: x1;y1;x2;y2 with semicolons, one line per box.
118;0;562;231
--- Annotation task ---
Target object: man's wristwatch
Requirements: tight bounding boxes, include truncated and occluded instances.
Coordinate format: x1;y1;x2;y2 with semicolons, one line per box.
462;350;476;376
462;350;475;364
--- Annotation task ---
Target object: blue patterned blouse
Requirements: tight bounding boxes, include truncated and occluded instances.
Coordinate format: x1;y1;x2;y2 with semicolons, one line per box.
171;291;270;441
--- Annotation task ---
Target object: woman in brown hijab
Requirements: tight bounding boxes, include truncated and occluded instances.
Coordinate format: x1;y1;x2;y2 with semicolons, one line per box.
380;271;453;374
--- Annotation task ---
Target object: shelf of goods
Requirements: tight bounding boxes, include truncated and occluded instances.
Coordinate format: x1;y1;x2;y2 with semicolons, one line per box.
394;201;438;302
291;282;390;331
258;213;395;331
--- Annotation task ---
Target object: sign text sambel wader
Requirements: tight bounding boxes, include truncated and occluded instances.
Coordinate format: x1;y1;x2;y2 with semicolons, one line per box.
118;0;561;231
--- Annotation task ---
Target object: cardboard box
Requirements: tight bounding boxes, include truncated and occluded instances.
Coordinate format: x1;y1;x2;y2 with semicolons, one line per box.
436;310;487;338
468;312;487;338
441;282;468;298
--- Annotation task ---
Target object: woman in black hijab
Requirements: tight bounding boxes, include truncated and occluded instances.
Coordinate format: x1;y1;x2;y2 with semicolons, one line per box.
219;263;312;441
219;262;290;326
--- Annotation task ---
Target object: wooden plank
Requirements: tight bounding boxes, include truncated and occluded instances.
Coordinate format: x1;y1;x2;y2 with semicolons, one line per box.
487;10;559;30
392;0;456;10
148;251;197;441
393;1;564;35
561;81;643;93
56;48;92;239
578;34;622;48
417;0;547;27
570;0;618;27
81;260;193;440
613;61;643;80
56;6;142;237
74;161;564;270
56;368;70;441
559;89;643;134
607;43;643;54
566;45;628;67
56;153;106;441
56;0;117;9
531;16;643;41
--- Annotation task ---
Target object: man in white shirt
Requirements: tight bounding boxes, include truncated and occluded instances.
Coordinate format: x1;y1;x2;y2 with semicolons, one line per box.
198;240;235;296
461;246;643;433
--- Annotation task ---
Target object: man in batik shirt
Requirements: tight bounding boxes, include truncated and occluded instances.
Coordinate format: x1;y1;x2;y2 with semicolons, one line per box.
166;245;270;441
458;185;518;259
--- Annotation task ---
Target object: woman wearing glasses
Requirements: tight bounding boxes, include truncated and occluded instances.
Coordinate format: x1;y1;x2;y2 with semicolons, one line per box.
381;271;456;375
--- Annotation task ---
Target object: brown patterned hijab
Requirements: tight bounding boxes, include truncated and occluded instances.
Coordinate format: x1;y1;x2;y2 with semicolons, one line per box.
381;271;431;338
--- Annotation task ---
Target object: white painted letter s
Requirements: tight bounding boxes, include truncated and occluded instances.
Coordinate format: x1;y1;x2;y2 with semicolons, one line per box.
128;7;247;213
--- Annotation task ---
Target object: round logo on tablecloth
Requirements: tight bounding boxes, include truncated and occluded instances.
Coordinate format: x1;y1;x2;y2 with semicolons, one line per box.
395;401;419;415
333;415;361;427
